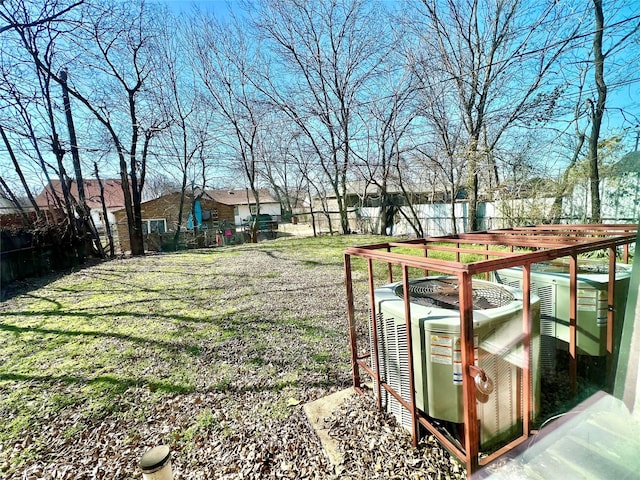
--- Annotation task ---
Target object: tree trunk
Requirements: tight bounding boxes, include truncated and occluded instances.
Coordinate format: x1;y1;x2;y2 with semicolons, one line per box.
246;187;260;243
94;163;114;258
0;176;30;225
174;176;189;251
466;144;480;232
60;70;104;259
588;0;606;224
450;192;458;235
0;123;40;224
380;189;390;235
550;133;586;223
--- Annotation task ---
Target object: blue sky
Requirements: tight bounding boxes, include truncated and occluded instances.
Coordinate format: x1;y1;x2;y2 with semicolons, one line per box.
150;0;231;15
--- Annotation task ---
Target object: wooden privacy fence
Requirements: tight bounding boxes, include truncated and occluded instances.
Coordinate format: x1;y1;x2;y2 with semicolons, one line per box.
1;232;86;287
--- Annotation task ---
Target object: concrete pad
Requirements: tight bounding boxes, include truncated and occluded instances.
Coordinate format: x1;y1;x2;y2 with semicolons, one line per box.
303;387;357;466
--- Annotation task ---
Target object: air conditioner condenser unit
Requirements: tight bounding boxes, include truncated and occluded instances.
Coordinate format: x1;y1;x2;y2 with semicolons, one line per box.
370;277;541;451
494;259;632;361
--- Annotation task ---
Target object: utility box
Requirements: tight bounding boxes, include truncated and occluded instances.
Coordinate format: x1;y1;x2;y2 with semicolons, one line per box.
494;260;632;366
371;277;541;451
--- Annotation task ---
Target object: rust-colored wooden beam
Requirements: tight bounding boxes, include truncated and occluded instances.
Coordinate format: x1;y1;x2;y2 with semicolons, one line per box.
367;258;383;411
344;254;360;390
522;264;532;434
402;265;419;448
458;271;479;473
607;249;616;354
569;254;578;395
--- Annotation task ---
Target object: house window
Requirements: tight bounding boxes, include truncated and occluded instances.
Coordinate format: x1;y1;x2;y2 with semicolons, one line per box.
234;206;239;215
249;205;257;214
149;219;166;233
142;219;166;234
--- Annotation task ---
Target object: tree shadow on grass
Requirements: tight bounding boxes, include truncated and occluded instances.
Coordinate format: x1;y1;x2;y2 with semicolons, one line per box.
1;299;254;326
0;321;209;353
0;372;193;395
0;259;105;302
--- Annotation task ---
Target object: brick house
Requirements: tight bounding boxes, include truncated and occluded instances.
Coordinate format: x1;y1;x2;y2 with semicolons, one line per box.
113;192;235;252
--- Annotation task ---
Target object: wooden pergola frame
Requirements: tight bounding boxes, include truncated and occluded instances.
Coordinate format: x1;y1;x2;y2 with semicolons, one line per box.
343;224;637;474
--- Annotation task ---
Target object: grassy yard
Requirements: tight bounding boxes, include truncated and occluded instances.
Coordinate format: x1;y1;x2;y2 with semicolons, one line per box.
6;234;467;479
11;232;605;478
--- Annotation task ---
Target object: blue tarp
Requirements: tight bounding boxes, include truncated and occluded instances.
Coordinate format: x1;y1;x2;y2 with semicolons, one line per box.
187;200;203;229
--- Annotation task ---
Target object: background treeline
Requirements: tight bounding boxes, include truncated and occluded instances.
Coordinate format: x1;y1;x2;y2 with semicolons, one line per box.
0;0;639;257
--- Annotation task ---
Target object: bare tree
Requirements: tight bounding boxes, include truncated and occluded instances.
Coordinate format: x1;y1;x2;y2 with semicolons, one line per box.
93;161;114;257
3;1;166;255
74;1;166;255
154;14;212;249
355;61;421;235
0;175;30;223
59;69;105;257
252;0;392;234
544;0;640;223
190;11;267;242
0;0;82;35
410;63;471;234
549;68;589;222
0;0;84;231
408;0;581;231
255;119;306;221
585;0;639;222
0;122;41;222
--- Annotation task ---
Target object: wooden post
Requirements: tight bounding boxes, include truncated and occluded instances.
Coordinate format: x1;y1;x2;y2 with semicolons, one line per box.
402;265;419;447
569;255;578;395
459;272;479;473
522;264;532;433
367;259;383;410
607;248;616;354
344;254;361;390
606;247;616;389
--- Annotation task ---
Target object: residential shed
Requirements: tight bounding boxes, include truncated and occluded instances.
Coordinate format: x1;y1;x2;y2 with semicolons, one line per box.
205;189;282;225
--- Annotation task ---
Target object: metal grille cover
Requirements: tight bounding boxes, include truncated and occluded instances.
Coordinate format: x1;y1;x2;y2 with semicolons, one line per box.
395;278;515;311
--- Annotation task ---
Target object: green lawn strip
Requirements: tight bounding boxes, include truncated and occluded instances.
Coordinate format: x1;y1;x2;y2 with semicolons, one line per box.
0;235;393;475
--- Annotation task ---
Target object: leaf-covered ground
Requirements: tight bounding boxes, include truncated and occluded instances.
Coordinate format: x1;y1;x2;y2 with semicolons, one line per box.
0;235;466;479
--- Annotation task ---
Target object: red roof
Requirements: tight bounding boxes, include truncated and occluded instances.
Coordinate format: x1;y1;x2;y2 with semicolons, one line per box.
35;179;126;210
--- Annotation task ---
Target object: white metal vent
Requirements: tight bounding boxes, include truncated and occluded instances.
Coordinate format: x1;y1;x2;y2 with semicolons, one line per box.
371;309;413;430
478;341;517;445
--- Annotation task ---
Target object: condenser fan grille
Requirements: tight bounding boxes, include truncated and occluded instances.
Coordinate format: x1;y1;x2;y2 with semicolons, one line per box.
395;278;515;310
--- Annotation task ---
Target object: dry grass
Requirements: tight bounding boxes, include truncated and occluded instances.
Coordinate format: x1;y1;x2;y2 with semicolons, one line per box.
0;235;466;479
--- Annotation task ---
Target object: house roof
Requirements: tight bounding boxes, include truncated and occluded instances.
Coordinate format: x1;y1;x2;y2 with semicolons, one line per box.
205;188;278;205
612;151;640;174
0;197;20;214
35;179;126;210
112;191;235;215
